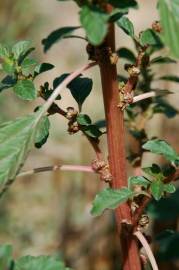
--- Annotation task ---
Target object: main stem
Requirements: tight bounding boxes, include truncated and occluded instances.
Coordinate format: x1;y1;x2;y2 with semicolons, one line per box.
98;18;141;270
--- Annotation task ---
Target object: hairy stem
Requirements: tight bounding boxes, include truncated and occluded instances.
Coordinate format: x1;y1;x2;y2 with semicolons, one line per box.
17;164;95;178
134;231;159;270
98;6;141;270
133;91;156;103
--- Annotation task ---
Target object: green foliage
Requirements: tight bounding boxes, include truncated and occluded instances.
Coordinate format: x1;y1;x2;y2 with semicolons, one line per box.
163;183;176;193
34;63;54;77
108;0;138;10
0;44;10;59
66;75;93;110
128;176;150;189
53;73;93;110
76;114;91;125
80;6;109;45
0;244;13;270
91;187;134;216
142;139;179;163
117;16;134;37
0;41;54;100
0;111;43;196
116;47;136;63
15;256;68;270
0;244;70;270
12;41;31;60
35;116;50;148
153;98;178;118
77;114;102;138
0;75;17;92
21;58;38;76
13;79;37;100
42;26;80;52
143;163;161;177
150;56;176;65
159;75;179;83
150;180;164;201
40;82;61;101
139;28;163;47
1;0;179;266
158;0;179;58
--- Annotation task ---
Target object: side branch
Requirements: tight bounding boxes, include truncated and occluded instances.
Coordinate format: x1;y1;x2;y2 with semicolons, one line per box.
17;164;95;178
134;231;159;270
133;92;156;103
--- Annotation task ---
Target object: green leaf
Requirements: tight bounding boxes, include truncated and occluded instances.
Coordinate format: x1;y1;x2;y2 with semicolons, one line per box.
150;180;164;201
108;0;138;10
0;112;42;197
77;114;102;138
159;75;179;83
12;41;31;60
80;6;109;45
153;98;178;118
21;58;37;76
18;47;35;65
35;116;50;148
142;164;162;177
164;183;176;194
15;255;68;270
150;56;176;64
0;44;10;59
42;26;79;52
109;11;125;23
117;16;134;37
83;124;102;139
143;139;179;162
163;164;176;177
41;82;61;101
158;0;179;58
94;119;106;129
34;63;55;77
55;74;93;109
116;47;136;63
53;74;68;89
2;58;15;74
140;29;163;47
67;76;93;109
128;176;150;189
0;75;17;92
91;187;134;216
13;79;37;100
0;244;13;270
76;114;92;126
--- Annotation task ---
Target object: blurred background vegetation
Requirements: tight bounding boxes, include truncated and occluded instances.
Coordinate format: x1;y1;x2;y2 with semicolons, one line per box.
0;0;179;269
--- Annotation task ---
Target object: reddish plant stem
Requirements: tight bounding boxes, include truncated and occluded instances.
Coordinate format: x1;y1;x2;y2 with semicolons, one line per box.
98;11;141;270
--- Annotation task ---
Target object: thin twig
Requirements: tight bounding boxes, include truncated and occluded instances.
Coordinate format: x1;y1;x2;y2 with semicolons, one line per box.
86;137;103;160
134;230;159;270
133;91;156;103
39;62;97;118
17;164;95;178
